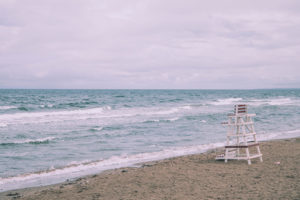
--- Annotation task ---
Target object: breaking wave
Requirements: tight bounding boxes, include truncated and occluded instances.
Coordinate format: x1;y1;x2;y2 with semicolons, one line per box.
209;98;243;105
0;106;17;110
0;137;56;146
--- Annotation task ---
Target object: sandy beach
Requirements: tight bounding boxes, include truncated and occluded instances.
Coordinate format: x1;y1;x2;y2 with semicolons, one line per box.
1;137;299;200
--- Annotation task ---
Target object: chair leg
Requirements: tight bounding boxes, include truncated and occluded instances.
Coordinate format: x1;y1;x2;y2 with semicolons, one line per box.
246;148;251;165
256;146;263;162
225;148;228;163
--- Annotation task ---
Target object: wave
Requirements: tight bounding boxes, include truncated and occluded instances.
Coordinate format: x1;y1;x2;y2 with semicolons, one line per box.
167;117;180;122
0;105;189;126
18;106;30;111
209;98;243;106
247;98;298;106
0;123;7;127
207;97;300;107
0;106;17;110
267;98;293;105
143;117;180;123
0;137;56;146
39;104;54;108
178;105;193;110
145;105;192;116
88;127;103;132
0;106;111;125
152;108;180;115
257;129;300;141
64;101;98;108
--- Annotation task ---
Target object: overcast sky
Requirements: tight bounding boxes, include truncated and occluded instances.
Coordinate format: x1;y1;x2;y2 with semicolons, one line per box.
0;0;300;89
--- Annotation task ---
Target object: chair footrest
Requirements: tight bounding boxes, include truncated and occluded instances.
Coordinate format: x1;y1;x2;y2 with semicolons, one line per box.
216;154;262;160
225;143;259;148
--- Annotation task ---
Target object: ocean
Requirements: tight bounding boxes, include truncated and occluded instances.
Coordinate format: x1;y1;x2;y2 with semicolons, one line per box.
1;89;300;191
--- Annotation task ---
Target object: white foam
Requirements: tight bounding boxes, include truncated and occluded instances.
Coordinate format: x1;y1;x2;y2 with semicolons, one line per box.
0;105;188;126
257;129;300;141
40;104;54;108
206;97;300;107
143;119;160;123
285;129;300;134
267;98;293;105
0;107;105;119
105;106;112;110
143;117;180;123
247;98;300;106
0;106;17;110
210;98;243;105
167;117;180;122
179;105;193;110
0;107;107;126
90;127;103;131
152;108;180;115
1;137;56;145
0;123;7;127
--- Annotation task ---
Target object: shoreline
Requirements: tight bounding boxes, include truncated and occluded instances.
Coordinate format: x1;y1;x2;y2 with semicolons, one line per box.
0;141;226;192
1;137;299;199
2;132;299;193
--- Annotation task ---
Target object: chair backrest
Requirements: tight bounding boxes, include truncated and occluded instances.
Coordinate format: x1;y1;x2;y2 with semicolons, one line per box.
234;104;247;115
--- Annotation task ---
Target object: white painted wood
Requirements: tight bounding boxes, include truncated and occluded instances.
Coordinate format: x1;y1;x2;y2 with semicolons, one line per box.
216;104;263;165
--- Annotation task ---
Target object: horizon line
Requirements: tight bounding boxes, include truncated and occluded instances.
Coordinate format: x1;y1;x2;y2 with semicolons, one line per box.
0;88;299;90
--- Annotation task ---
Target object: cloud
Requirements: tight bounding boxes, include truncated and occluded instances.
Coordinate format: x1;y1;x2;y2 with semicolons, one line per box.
0;0;300;89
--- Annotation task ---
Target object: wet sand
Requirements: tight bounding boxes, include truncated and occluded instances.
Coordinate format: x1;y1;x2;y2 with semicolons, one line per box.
1;138;299;200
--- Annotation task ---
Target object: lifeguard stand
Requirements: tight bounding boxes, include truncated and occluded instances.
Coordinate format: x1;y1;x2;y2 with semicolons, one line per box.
217;104;263;165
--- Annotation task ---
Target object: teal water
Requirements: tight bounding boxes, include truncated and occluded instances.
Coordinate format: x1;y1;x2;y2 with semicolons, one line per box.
1;89;300;191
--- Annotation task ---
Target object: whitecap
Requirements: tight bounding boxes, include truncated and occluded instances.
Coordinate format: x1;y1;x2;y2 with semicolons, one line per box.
267;98;293;105
0;123;7;127
167;117;180;122
179;105;193;110
89;127;103;132
246;98;299;106
256;129;300;141
0;107;108;125
40;104;54;108
0;106;17;110
209;98;243;105
0;137;56;145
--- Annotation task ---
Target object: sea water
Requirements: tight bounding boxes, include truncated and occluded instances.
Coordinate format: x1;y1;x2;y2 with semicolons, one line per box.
0;89;300;191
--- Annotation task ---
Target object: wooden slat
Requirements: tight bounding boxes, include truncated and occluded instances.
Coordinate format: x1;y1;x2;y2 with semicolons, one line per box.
237;106;246;109
227;122;253;126
216;154;262;160
227;132;256;137
234;104;247;114
225;143;259;148
235;104;246;107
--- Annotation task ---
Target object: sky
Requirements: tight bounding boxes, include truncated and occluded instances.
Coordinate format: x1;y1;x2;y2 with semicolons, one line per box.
0;0;300;89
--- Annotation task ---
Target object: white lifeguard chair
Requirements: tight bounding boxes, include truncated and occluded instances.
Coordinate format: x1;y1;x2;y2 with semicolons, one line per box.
216;104;263;165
